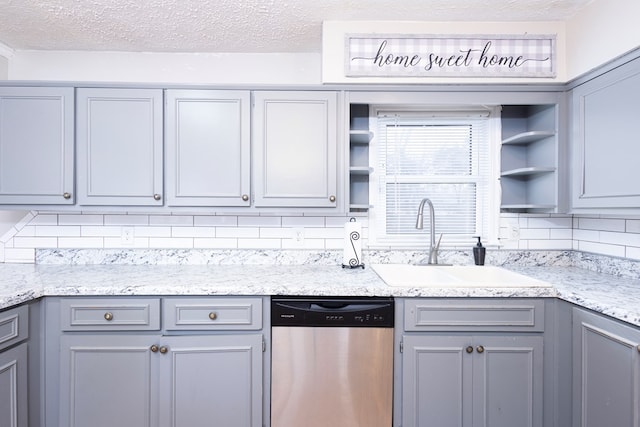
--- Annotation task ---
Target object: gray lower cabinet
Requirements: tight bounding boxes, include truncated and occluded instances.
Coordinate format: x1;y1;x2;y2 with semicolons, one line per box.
0;343;28;427
572;307;640;427
399;299;545;427
0;87;74;205
76;88;164;206
0;305;29;427
58;333;263;427
50;296;264;427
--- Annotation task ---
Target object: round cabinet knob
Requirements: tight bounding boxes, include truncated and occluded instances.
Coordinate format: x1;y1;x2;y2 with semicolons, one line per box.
329;195;336;202
476;345;485;354
104;312;114;321
63;192;71;199
466;346;474;354
159;346;168;354
242;194;249;202
150;344;159;353
208;312;218;321
153;194;161;201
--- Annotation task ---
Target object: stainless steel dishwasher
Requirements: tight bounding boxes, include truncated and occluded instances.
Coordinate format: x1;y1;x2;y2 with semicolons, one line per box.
271;296;394;427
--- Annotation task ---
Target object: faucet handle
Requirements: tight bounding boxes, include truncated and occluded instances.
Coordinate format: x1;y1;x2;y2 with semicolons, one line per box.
434;234;443;251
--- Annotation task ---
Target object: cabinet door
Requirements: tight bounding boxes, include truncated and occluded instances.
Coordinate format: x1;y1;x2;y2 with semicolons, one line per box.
473;335;543;427
573;308;640;427
59;334;160;427
0;87;74;204
571;56;640;210
77;88;163;206
402;334;543;427
402;335;473;427
165;90;251;207
158;334;263;427
0;342;28;427
253;91;338;208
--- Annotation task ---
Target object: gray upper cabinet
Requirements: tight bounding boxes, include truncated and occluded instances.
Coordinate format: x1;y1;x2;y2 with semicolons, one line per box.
252;91;340;208
572;308;640;427
76;88;163;206
570;56;640;212
165;90;251;207
0;87;74;205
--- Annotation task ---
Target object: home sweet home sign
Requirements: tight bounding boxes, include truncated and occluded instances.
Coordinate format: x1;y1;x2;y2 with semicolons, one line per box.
345;34;556;78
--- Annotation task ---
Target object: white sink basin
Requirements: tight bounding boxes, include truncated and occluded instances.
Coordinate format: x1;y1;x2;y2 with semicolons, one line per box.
371;264;552;288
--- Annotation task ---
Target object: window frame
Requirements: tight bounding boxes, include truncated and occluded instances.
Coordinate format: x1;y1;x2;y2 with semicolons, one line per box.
367;105;501;249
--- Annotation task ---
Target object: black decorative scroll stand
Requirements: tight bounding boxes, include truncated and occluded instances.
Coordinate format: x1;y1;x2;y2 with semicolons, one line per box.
342;218;365;269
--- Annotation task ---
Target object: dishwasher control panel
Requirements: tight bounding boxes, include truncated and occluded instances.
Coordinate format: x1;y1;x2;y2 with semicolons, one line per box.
271;297;394;327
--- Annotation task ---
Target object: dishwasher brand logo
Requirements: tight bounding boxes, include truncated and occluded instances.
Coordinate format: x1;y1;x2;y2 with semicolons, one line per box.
280;314;295;318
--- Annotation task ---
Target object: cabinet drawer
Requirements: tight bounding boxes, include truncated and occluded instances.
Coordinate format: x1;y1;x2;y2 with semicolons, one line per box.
404;299;545;332
0;305;28;351
164;297;263;331
60;298;161;331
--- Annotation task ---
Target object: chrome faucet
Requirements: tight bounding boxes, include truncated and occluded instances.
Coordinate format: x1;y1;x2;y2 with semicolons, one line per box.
416;198;441;265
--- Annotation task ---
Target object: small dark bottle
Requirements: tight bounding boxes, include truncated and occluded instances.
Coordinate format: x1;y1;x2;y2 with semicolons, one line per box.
473;236;486;266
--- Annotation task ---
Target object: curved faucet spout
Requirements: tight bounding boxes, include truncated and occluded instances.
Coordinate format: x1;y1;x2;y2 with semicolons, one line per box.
416;198;439;265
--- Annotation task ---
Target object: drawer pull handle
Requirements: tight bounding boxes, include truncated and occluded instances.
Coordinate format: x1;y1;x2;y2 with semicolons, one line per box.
150;344;159;353
208;312;218;321
159;346;168;354
466;346;474;354
104;312;114;321
476;345;485;354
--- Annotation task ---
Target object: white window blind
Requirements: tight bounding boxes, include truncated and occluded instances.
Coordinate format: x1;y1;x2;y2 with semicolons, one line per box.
370;109;498;247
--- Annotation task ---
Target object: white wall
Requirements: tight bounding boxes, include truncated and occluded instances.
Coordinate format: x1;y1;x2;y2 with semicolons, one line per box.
0;56;8;80
8;51;322;84
566;0;640;79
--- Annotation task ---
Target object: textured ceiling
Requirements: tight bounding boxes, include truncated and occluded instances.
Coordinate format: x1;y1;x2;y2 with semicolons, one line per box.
0;0;594;53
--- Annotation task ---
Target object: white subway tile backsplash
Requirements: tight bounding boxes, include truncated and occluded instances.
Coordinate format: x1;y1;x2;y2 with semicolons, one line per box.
104;215;149;226
36;225;80;237
578;217;626;232
1;209;639;264
194;238;238;249
58;237;103;248
519;228;550;240
149;237;193;249
238;216;282;227
171;227;216;238
282;216;325;227
627;220;640;234
194;215;238;227
4;248;35;263
238;238;281;249
578;240;626;258
59;214;104;226
28;214;57;226
81;226;121;237
216;227;260;238
133;226;171;238
626;246;640;260
149;215;193;227
13;237;57;248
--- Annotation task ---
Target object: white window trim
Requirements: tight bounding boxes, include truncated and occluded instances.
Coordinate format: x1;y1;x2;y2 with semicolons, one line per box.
367;105;501;250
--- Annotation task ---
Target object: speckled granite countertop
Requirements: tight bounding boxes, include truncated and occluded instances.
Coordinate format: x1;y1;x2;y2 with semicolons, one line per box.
1;263;640;327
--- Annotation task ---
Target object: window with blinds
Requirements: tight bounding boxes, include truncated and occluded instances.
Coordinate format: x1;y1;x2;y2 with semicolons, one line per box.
369;108;499;247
